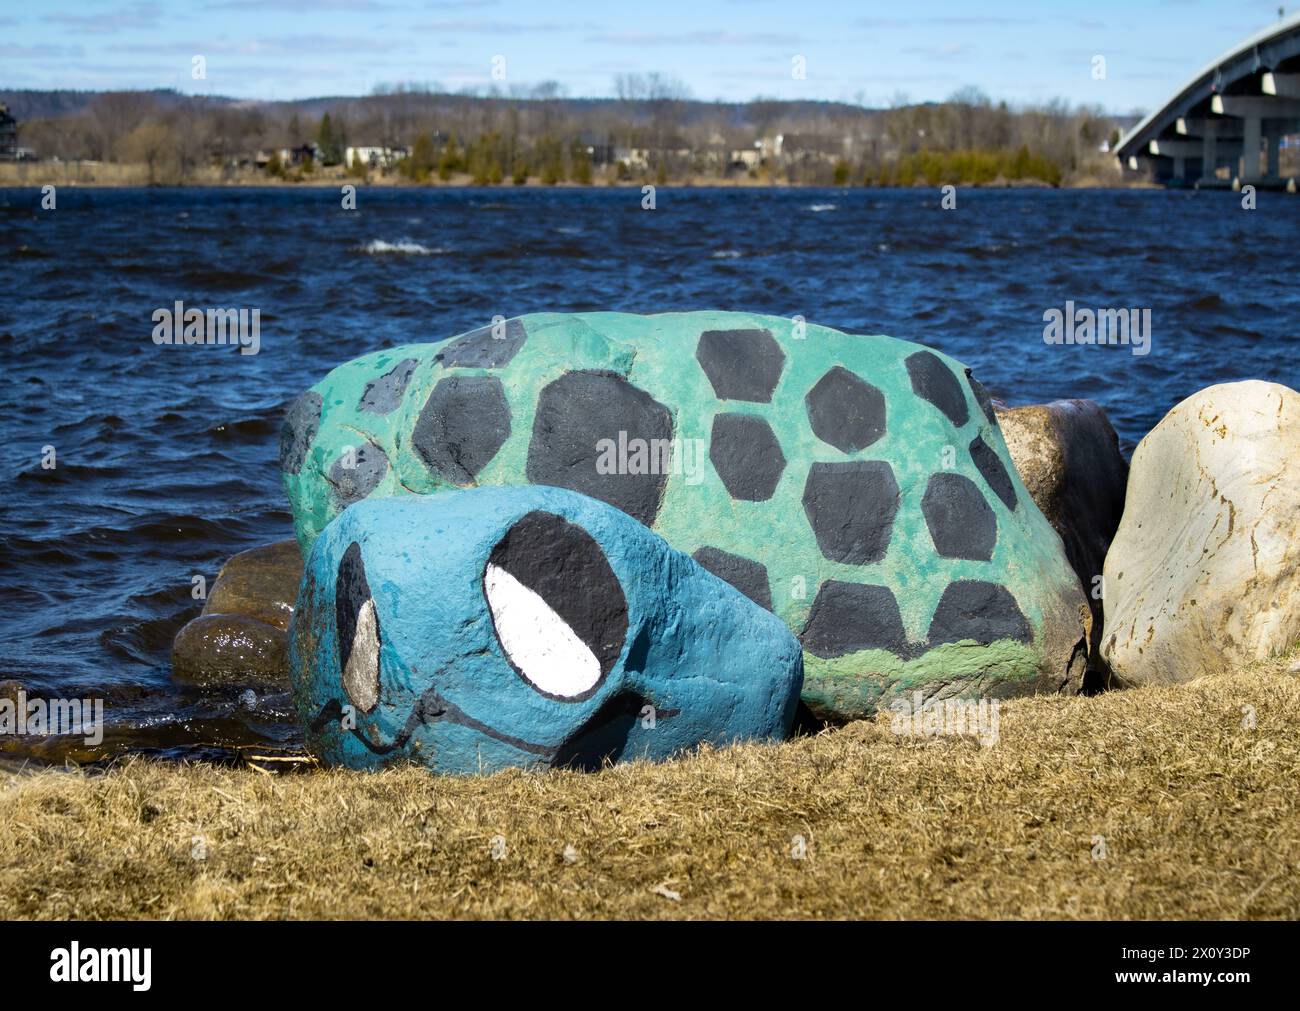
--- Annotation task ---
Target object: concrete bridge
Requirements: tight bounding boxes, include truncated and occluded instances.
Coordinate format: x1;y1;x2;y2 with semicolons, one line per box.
1116;12;1300;187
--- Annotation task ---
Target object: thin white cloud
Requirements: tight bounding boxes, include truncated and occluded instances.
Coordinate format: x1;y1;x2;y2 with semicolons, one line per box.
412;20;580;33
856;16;1034;28
109;34;417;55
205;1;393;10
3;42;88;59
901;43;974;60
585;30;801;45
260;33;419;53
42;2;163;35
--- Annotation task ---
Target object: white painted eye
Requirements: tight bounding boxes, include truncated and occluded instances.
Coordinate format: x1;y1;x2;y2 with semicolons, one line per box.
342;597;380;713
336;541;381;714
484;511;628;701
484;562;601;699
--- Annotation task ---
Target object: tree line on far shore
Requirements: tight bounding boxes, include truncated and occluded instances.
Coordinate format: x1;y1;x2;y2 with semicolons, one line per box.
10;80;1126;186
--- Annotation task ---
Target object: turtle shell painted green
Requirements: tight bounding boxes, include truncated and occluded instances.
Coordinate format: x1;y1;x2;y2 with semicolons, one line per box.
280;312;1088;720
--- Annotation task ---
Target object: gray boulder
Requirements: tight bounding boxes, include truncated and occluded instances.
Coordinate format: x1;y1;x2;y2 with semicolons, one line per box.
996;399;1128;686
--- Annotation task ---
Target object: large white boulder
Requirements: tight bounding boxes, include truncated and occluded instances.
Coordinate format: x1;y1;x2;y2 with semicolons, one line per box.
1101;380;1300;684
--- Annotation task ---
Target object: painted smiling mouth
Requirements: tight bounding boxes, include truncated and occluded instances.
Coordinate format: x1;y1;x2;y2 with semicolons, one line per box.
310;688;678;769
551;690;681;771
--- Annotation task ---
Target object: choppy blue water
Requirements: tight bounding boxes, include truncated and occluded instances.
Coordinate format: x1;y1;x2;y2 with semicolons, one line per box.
1;186;1296;760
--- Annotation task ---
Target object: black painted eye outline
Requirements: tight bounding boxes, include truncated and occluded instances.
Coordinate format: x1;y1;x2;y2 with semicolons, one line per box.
336;541;381;714
483;511;630;703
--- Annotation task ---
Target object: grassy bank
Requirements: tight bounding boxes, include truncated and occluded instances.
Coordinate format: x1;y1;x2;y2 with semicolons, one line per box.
1;652;1297;920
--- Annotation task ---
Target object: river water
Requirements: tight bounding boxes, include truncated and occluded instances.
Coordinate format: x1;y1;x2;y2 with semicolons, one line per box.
1;185;1296;762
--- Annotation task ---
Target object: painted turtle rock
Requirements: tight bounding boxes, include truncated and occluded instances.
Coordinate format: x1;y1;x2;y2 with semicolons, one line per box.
282;311;1088;726
290;485;803;772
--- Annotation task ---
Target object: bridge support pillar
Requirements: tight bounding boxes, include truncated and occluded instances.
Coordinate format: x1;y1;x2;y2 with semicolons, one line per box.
1201;120;1218;182
1242;115;1262;179
1266;131;1281;179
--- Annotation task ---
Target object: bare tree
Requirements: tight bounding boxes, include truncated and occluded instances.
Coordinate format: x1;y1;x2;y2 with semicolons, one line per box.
84;92;156;160
119;121;179;183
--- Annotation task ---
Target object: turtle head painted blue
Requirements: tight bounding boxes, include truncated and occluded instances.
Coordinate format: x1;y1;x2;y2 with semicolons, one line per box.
289;485;803;773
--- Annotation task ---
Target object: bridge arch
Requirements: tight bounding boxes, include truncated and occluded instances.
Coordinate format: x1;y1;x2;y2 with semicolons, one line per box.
1116;13;1300;187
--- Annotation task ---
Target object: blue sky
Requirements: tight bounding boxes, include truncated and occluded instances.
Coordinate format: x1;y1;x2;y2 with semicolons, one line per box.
0;0;1291;112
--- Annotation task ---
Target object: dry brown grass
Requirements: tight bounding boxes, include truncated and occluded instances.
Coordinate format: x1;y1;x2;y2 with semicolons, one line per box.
2;651;1298;920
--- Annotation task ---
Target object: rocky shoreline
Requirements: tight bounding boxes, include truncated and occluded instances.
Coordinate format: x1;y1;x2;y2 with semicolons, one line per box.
5;372;1289;767
173;378;1298;720
171;393;1120;700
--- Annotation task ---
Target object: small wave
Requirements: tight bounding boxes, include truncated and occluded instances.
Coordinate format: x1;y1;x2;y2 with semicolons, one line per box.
808;203;837;212
361;239;444;255
207;414;280;439
176;268;265;289
710;249;743;259
1213;323;1263;340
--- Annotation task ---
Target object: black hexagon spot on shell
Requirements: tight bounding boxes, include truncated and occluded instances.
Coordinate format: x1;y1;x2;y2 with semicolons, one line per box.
928;580;1030;645
695;328;786;403
922;472;996;561
692;546;773;611
969;434;1018;510
800;580;915;659
434;317;528;369
327;441;389;509
964;368;999;425
412;375;512;485
805;366;887;454
526;370;674;527
359;358;418;415
802;460;899;565
710;413;786;501
279;390;322;475
905;350;969;427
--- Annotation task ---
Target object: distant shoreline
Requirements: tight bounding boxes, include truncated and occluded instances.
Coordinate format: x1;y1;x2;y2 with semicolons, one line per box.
0;164;1158;191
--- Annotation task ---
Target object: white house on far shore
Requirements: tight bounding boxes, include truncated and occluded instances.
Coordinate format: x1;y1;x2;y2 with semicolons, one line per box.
346;146;408;169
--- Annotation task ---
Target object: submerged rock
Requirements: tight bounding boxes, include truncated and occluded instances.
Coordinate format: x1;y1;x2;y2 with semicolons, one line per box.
204;540;302;630
1101;381;1300;684
172;613;289;688
170;539;302;688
